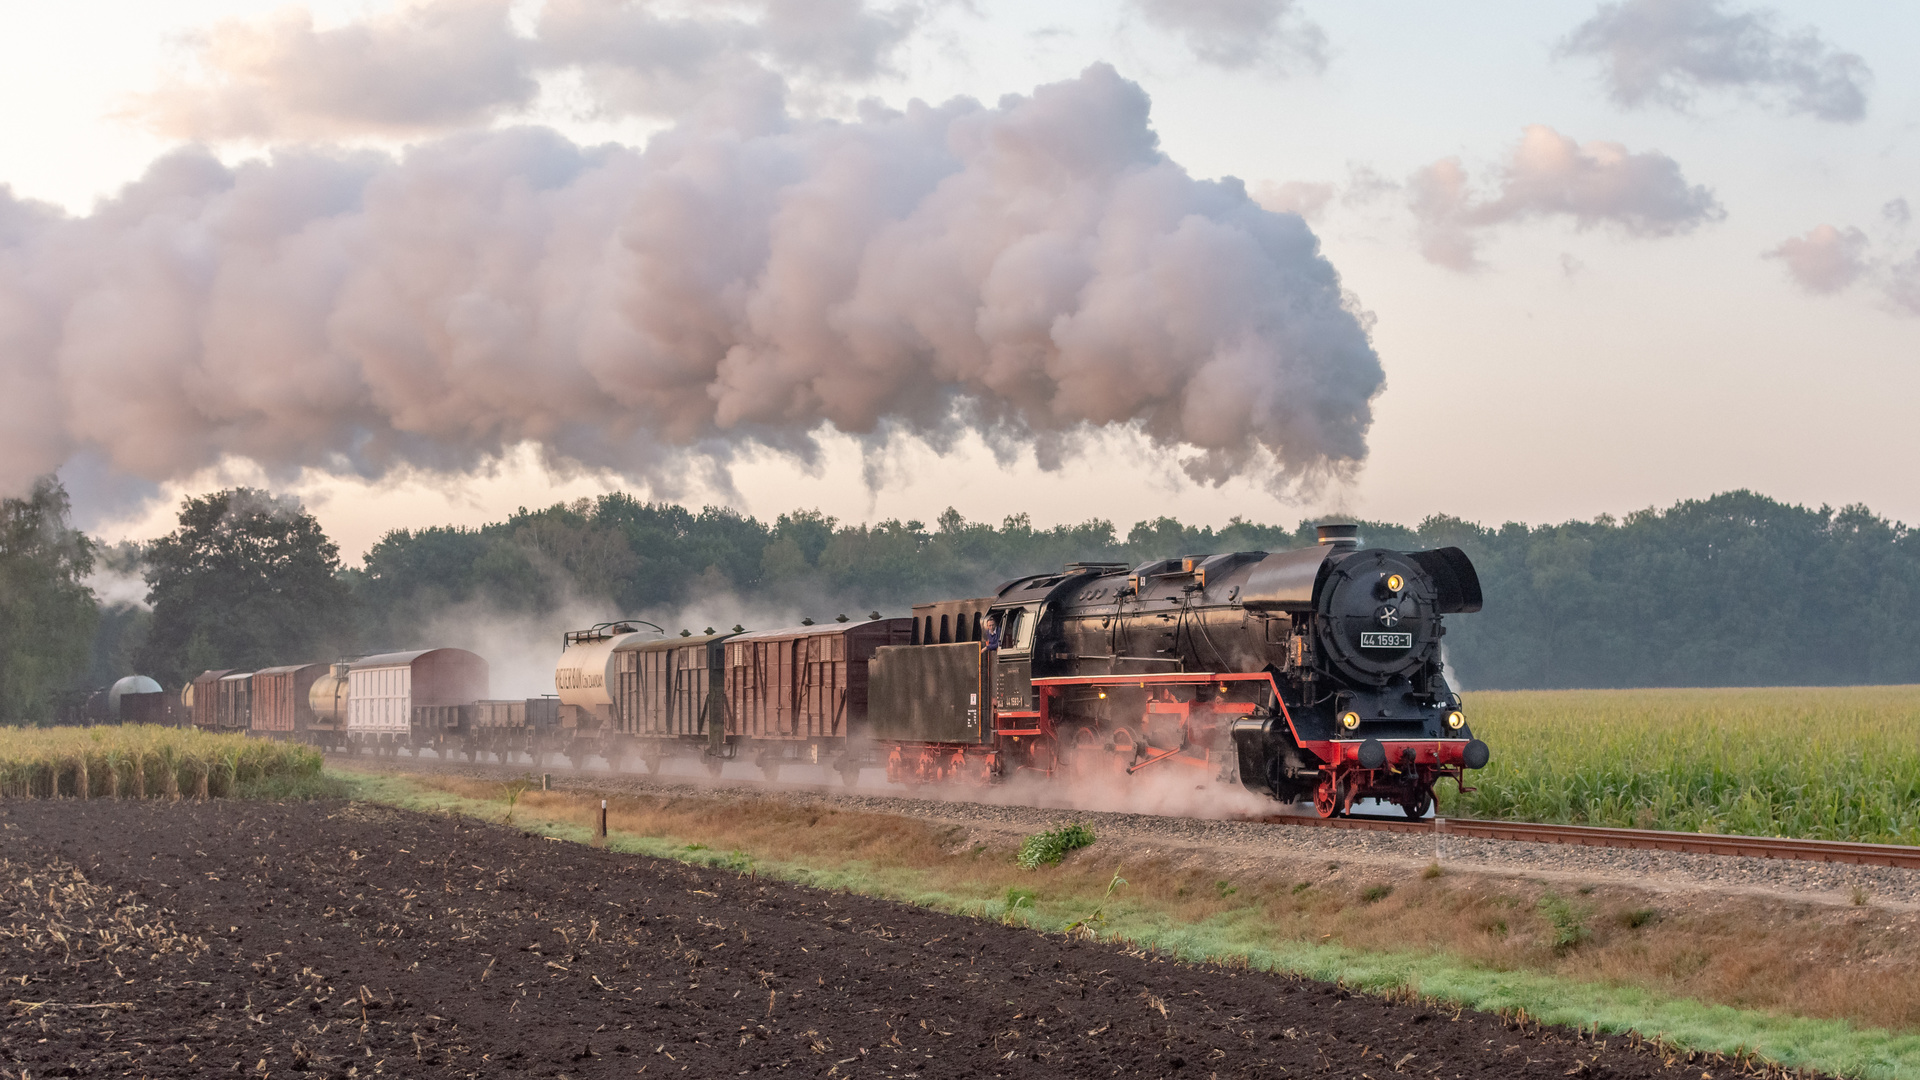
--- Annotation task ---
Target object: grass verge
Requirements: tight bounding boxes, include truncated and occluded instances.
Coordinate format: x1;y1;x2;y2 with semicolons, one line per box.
340;768;1920;1080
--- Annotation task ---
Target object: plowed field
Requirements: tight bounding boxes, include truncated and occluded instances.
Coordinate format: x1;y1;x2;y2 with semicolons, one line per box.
0;800;1771;1078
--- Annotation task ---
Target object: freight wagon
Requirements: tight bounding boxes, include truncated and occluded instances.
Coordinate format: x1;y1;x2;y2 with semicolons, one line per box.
187;670;233;730
723;620;913;779
344;649;489;755
250;664;328;742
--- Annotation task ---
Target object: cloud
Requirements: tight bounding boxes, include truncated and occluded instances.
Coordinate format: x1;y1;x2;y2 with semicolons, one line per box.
1889;254;1920;317
1408;125;1723;269
1764;224;1867;294
1131;0;1327;73
123;0;939;141
1251;180;1334;221
1559;0;1870;122
0;66;1384;501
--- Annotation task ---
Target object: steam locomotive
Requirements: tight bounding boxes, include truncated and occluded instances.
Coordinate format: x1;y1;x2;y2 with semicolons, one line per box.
547;523;1487;818
156;524;1485;818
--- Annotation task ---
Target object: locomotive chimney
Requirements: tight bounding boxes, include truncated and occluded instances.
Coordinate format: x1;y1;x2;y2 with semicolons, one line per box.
1315;522;1359;547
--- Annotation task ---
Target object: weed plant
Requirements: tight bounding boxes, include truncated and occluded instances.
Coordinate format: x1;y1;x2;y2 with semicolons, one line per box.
0;725;324;799
1016;822;1096;868
1440;686;1920;844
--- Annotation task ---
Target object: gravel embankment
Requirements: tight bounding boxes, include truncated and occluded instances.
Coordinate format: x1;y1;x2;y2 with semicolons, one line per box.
336;753;1920;910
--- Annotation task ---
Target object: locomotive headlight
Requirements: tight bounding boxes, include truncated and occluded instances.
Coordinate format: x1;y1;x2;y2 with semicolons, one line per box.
1386;573;1404;593
1340;711;1361;730
1446;710;1465;730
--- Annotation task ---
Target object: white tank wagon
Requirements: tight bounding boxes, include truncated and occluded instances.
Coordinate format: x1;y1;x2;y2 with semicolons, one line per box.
344;648;489;755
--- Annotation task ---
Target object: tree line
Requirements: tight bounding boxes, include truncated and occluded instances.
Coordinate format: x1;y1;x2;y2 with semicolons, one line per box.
4;479;1917;719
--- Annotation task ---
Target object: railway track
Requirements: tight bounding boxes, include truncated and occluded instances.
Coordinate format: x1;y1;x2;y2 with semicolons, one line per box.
1268;812;1920;869
350;753;1920;873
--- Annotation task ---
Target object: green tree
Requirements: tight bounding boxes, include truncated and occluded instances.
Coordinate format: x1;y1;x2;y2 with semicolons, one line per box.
136;488;356;685
0;477;98;721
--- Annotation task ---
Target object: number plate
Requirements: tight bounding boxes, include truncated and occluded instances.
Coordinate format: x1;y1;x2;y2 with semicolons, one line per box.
1360;632;1413;649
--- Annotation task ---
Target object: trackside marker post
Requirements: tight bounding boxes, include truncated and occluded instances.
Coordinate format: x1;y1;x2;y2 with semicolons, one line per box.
596;799;608;846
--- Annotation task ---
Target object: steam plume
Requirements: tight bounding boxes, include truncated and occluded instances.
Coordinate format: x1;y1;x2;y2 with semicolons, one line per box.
1;65;1383;498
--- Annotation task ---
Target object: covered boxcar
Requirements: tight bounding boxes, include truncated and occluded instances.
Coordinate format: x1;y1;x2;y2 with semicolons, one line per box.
214;671;253;732
724;619;912;778
612;633;735;769
251;664;327;741
188;670;233;729
345;649;489;755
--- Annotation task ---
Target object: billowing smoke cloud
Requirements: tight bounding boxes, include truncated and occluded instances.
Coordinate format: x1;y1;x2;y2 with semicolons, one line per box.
125;0;936;141
0;65;1384;499
1764;224;1867;294
1130;0;1327;73
1408;125;1723;269
1558;0;1870;122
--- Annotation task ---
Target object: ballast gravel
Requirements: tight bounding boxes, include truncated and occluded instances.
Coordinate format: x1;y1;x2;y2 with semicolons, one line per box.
343;753;1920;911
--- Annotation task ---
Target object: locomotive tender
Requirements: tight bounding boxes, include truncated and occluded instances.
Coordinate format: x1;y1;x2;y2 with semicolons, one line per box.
141;523;1485;819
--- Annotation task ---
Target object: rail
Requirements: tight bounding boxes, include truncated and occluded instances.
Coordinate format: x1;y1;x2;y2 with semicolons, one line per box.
1263;813;1920;870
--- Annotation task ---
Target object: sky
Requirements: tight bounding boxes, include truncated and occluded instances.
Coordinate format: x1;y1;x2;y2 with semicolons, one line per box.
3;0;1915;559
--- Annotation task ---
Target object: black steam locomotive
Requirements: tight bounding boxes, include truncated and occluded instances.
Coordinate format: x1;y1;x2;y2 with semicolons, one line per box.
884;523;1486;817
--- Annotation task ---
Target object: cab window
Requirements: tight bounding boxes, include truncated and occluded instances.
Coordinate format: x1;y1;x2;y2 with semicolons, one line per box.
999;606;1038;652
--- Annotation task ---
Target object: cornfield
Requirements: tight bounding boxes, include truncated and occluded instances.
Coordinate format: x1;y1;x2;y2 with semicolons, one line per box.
1437;686;1920;844
0;725;323;800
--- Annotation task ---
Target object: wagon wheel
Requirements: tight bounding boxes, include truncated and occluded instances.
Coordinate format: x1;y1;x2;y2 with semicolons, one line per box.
836;756;862;787
1399;786;1433;821
1064;726;1100;778
1313;776;1342;819
1109;727;1140;777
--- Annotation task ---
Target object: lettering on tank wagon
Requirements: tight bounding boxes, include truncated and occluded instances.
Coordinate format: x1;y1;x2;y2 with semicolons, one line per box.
1359;632;1414;649
555;668;604;690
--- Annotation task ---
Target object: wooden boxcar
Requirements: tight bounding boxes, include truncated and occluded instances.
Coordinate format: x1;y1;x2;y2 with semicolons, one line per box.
345;649;489;754
214;671;254;732
251;664;326;739
724;620;912;775
613;633;734;764
188;670;233;729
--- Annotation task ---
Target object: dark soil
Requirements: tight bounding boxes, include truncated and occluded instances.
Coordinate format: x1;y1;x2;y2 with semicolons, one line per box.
0;800;1785;1079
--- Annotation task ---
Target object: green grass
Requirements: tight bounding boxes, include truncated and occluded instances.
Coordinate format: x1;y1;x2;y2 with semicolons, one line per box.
343;770;1920;1080
0;724;326;799
1440;686;1920;843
